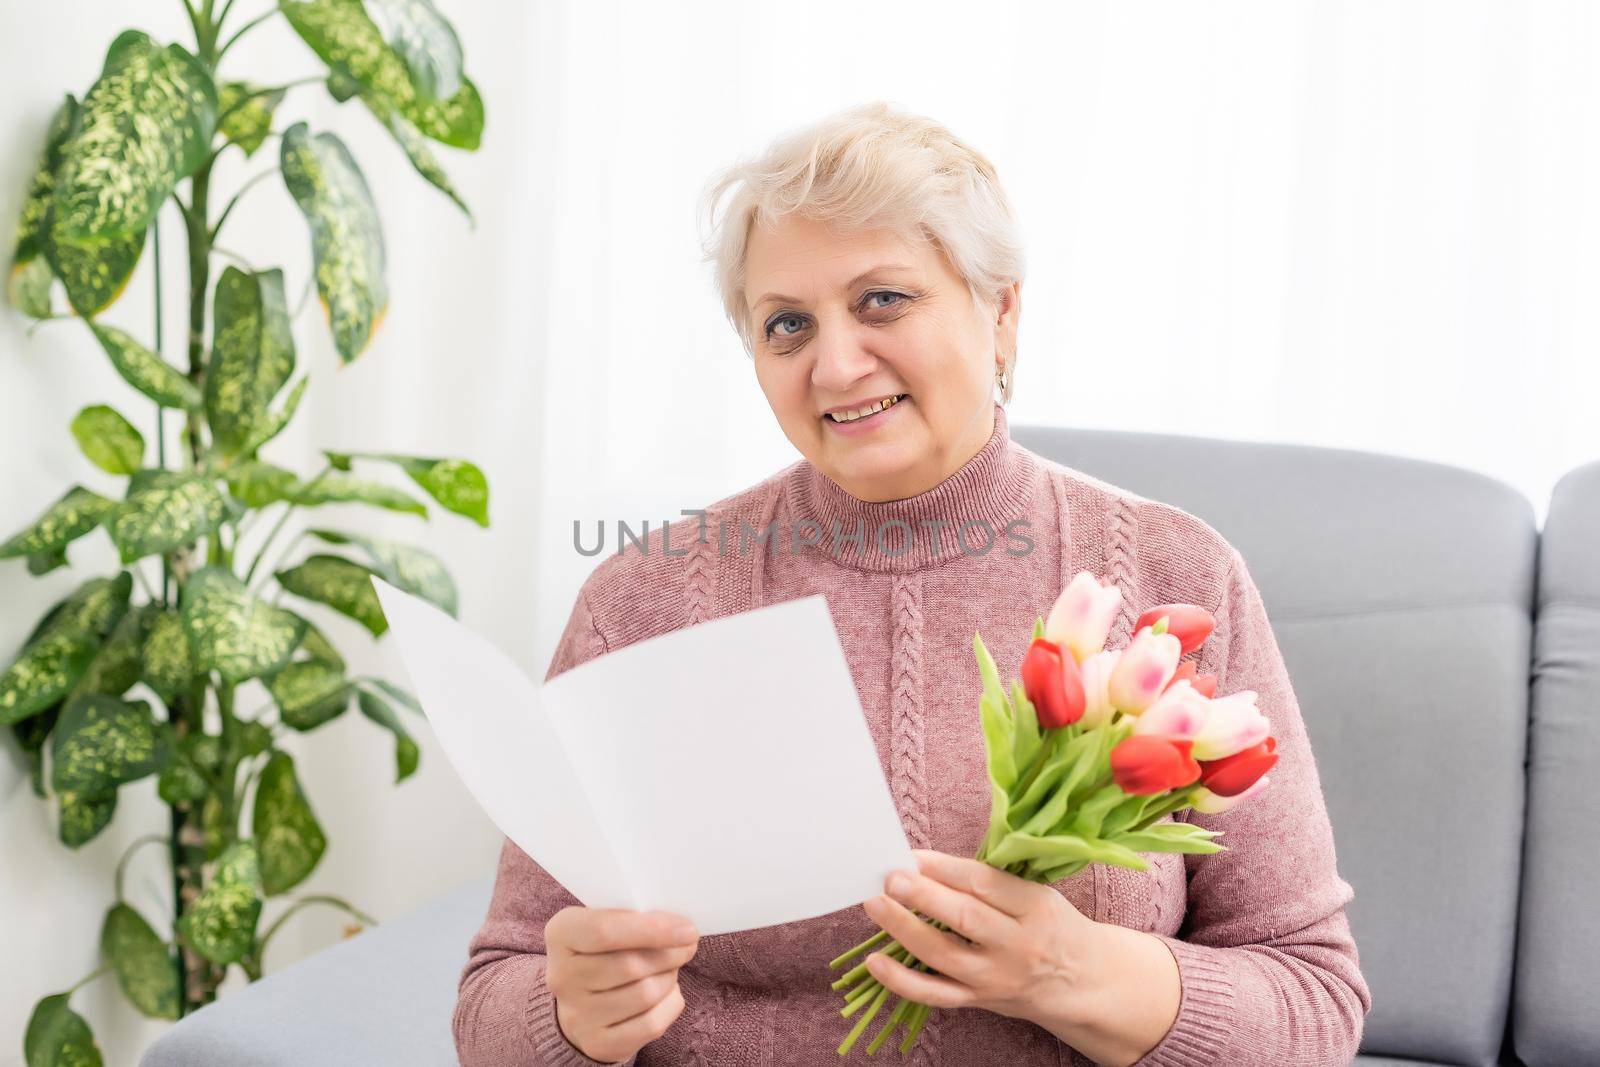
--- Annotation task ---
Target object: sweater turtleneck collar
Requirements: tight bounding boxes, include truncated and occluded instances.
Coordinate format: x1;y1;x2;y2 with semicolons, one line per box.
785;400;1039;573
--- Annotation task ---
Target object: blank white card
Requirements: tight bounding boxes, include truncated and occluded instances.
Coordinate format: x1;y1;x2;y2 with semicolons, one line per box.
369;578;915;936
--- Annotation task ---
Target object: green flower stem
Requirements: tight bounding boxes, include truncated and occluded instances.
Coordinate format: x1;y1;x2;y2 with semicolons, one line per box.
829;926;892;969
836;981;892;1056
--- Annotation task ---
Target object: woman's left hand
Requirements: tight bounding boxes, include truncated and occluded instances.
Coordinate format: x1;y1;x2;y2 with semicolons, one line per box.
860;848;1107;1028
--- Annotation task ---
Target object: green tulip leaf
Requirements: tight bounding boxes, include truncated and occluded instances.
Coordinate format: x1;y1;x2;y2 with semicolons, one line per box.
224;460;300;508
50;694;170;793
0;485;118;560
280;123;387;363
289;472;426;516
217;82;285;157
106;471;228;564
1107;821;1226;855
71;405;145;474
357;687;418;782
101;903;180;1020
252;750;327;894
23;992;104;1067
51;30;216;242
308;527;457;614
89;323;201;409
985;829;1148;872
276;554;387;635
59;787;118;848
265;659;351;731
181;566;306;684
207;266;297;455
176;840;263;965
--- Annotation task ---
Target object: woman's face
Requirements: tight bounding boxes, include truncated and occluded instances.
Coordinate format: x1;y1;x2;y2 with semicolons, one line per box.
744;214;1020;502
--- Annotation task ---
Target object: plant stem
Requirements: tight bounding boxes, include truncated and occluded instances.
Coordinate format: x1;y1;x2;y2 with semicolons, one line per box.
115;834;172;903
252;895;378;975
66;965;111;997
210;168;280;242
216;6;284;64
244;464;331;585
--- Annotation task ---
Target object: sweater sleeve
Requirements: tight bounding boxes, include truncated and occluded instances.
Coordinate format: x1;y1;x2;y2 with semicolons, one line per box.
452;586;641;1067
1127;546;1373;1067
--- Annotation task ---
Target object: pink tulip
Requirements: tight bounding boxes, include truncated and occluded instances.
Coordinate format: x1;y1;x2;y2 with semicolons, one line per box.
1132;679;1209;742
1190;774;1270;815
1044;571;1123;664
1076;650;1119;729
1189;689;1270;761
1107;625;1182;714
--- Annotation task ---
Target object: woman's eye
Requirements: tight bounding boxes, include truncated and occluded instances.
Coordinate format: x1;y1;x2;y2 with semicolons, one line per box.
768;314;806;338
863;290;906;310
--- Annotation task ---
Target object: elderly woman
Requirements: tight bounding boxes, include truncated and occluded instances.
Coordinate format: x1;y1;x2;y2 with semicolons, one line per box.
453;102;1370;1066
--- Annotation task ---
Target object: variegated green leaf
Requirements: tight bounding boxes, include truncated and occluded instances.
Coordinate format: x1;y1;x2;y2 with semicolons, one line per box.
365;0;464;101
324;451;486;525
51;695;170;793
26;548;70;576
0;573;131;726
264;659;351;731
200;791;229;860
59;787;118;848
181;566;306;684
71;404;145;474
9;94;76;318
282;0;483;148
89;323;201;409
0;485;118;559
289;472;426;516
276;554;387;635
224;460;300;508
140;609;194;698
217;82;285;157
357;686;418;783
285;609;346;669
106;471;228;564
280;123;387;363
206;266;296;455
181;731;224;775
252;750;327;894
42;203;146;316
366;676;421;713
157;754;209;805
238;720;273;757
70;602;156;699
308;527;456;614
101;903;180;1020
237;374;308;456
51;30;216;242
176;840;262;965
23;992;104;1067
326;70;469;219
12;703;60;798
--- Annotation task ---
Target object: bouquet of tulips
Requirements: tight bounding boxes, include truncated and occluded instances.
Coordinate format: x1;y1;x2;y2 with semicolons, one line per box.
827;571;1280;1057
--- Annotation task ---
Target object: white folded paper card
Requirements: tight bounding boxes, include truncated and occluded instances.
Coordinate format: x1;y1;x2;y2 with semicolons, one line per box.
369;578;916;936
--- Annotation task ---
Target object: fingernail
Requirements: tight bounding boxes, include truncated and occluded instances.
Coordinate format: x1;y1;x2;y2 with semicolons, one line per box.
673;922;697;941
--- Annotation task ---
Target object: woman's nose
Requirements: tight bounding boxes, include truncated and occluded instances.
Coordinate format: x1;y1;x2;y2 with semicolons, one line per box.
809;329;879;394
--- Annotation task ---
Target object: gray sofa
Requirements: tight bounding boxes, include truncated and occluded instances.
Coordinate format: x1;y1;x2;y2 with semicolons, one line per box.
141;426;1600;1067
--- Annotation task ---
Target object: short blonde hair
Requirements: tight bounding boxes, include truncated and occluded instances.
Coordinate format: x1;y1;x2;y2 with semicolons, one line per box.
699;101;1026;396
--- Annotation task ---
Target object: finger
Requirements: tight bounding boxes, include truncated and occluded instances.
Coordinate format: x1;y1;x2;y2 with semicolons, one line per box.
568;943;698;993
884;867;1016;947
562;909;698;954
863;893;982;982
594;981;686;1051
911;849;1038;919
585;968;682;1026
866;949;974;1010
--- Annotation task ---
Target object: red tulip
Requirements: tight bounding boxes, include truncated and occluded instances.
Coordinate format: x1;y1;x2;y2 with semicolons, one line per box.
1198;736;1278;797
1189;672;1218;699
1020;637;1086;729
1163;659;1197;693
1135;604;1216;658
1109;735;1202;795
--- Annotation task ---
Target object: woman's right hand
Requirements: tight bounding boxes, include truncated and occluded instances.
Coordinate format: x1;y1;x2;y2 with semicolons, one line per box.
544;905;701;1063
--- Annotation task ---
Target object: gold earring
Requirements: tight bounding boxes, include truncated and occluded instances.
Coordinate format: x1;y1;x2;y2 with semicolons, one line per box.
995;360;1011;402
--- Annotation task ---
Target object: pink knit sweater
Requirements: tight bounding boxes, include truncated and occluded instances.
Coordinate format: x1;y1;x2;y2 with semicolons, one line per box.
453;402;1371;1066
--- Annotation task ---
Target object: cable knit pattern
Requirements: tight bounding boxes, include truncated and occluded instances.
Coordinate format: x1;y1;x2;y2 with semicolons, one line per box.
889;572;933;849
452;402;1371;1066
